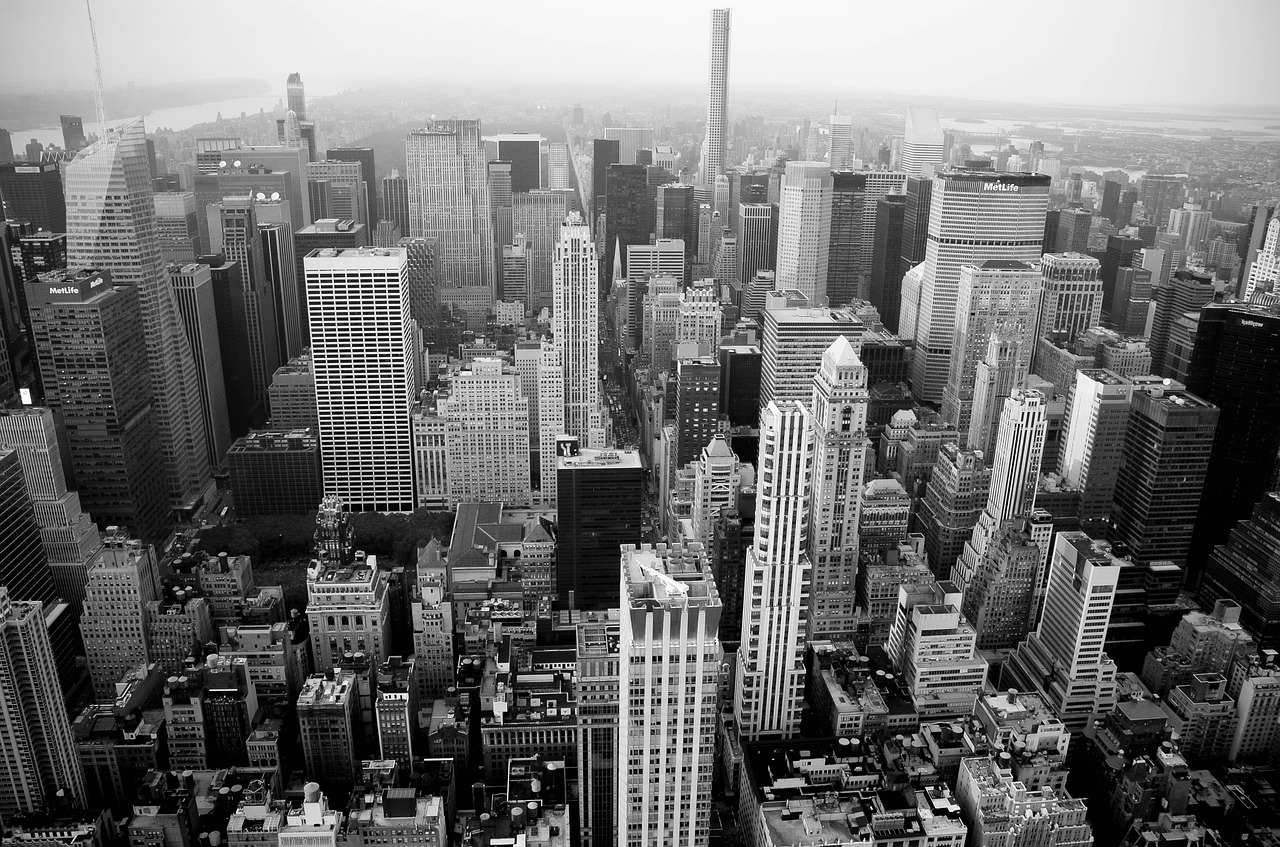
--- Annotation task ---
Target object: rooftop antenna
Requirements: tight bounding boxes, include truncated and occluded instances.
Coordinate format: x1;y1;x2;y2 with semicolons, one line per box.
85;0;106;135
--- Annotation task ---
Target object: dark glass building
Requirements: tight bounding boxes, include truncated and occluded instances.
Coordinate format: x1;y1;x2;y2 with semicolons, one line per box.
656;183;696;283
718;342;762;429
496;135;541;194
826;171;865;307
227;429;322;517
591;138;620;226
1100;235;1144;319
1198;492;1280;649
899;175;933;281
194;255;260;436
674;356;721;468
0;162;66;233
0;448;56;603
602;164;650;289
870;194;906;332
555;441;643;611
1100;179;1122;224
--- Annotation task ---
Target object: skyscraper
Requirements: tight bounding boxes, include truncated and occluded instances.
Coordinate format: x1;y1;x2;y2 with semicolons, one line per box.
617;542;721;847
380;169;410;238
406;120;495;318
1149;268;1219;376
700;9;732;184
0;586;86;817
806;337;869;639
899;171;1050;403
307;159;368;225
440;358;532;506
218;197;281;408
1198;493;1280;650
259;217;303;362
774;162;832;303
675;356;721;469
552;214;603;446
65;119;212;510
603;163;651;290
825;171;864;307
556;442;644;610
759;297;865;409
1054;209;1092;255
167;263;232;470
959;518;1042;650
1243;217;1279;301
737;202;778;285
1058;369;1134;526
512;190;569;315
828;115;855;169
900;107;945;177
287;72;306;119
1039;252;1102;341
870;194;907;332
735;401;814;741
1138;174;1185;228
0;162;66;233
604;128;655;168
492;133;543;193
325;147;377;230
80;528;161;701
305;247;414;512
591;138;620;226
1239;202;1277;295
0;448;55;604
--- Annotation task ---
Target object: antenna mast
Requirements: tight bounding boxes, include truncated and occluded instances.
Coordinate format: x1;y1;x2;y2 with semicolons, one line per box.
85;0;106;134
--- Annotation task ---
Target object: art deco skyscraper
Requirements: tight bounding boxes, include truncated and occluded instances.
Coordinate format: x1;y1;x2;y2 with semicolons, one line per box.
617;542;721;847
1038;252;1103;341
774;162;833;303
79;528;161;701
1243;218;1279;301
735;400;814;741
405;120;495;319
699;9;731;185
899;171;1050;403
287;72;306;119
552;214;603;446
900;107;945;177
65;118;212;510
0;587;86;818
807;337;868;639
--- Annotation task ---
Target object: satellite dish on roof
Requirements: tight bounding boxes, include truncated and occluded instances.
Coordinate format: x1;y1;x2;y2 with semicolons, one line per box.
218;160;227;168
271;192;280;200
233;160;241;168
256;192;266;201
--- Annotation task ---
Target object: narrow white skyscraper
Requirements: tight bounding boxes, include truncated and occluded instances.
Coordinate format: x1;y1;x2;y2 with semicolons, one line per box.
700;9;732;185
735;401;814;741
306;246;415;511
775;163;833;304
828;114;855;169
901;107;945;177
617;542;721;847
552;214;603;446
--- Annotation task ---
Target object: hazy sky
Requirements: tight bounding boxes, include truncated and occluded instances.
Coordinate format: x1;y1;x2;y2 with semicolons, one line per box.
7;0;1280;108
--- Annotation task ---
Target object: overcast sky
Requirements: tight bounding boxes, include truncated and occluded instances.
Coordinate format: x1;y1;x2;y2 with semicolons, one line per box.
7;0;1280;108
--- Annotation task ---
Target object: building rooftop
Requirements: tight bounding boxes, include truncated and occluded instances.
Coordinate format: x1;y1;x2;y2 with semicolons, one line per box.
297;672;354;707
556;447;642;470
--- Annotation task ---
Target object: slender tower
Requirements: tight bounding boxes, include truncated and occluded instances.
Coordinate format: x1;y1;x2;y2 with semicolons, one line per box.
699;9;731;185
552;214;603;447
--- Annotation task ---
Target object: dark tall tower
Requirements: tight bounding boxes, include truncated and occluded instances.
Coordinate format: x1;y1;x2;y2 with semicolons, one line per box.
194;255;259;436
1138;174;1185;228
1100;180;1122;224
825;171;865;307
591;138;620;228
325;147;377;236
59;115;86;151
1185;303;1280;572
381;171;410;236
602;164;650;290
656;183;697;284
496;135;542;193
1055;209;1092;254
718;341;762;428
1149;269;1219;376
555;442;644;611
0;448;56;603
1100;235;1144;319
870;194;907;332
0;163;66;233
899;175;933;280
737;202;778;286
675;356;721;468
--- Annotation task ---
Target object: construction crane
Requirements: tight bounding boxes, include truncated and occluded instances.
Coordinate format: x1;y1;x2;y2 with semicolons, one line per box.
85;0;106;135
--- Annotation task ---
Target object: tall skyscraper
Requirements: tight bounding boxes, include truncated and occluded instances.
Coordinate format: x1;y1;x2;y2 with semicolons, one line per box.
617;542;721;847
899;171;1050;403
604;128;655;168
699;9;732;184
167;263;232;470
1058;369;1134;526
325;147;377;230
287;72;306;119
900;107;945;177
259;217;303;362
1243;217;1279;302
80;528;161;701
940;260;1042;438
1039;252;1102;341
828;115;855;169
826;171;864;306
1149;268;1219;376
870;194;907;332
0;162;66;233
591;138;620;226
603;163;651;289
1198;493;1280;650
556;442;644;610
958;518;1042;651
307;159;368;225
218;197;281;408
440;358;532;506
737;202;778;285
806;337;868;639
0;448;56;604
512;190;569;315
381;169;410;238
491;133;543;193
406;120;495;319
674;356;721;469
552;214;603;446
1138;174;1185;228
1055;209;1092;255
759;297;865;409
735;401;814;741
1239;202;1277;295
916;443;991;579
774;162;832;303
305;247;414;512
26;269;169;540
65;119;212;510
0;586;86;817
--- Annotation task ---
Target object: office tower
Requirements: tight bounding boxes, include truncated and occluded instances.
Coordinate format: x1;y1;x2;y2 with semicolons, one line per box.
297;671;358;783
713;228;736;282
806;337;868;639
774;162;832;303
406;120;495;318
657;183;697;282
27;270;168;539
1149;268;1219;376
1059;369;1134;526
737;202;778;285
603;164;651;288
512;189;569;315
1244;218;1279;301
1168;202;1211;253
440;358;531;505
698;7;732;183
1100;234;1145;317
23;139;42;162
848;172;907;302
675;356;721;468
735;401;814;741
886;578;988;720
547;142;570;189
617;543;721;847
826;171;864;306
489;161;514;289
307;557;390;670
1004;532;1120;731
959;518;1042;650
0;448;55;604
66;119;211;510
285;72;306;119
490;133;542;192
577;619;620;847
718;340;761;428
1055;209;1092;255
397;236;438;341
1185;303;1280;568
501;243;528;306
1230;659;1280;762
0;162;66;233
728;170;769;232
258;218;302;361
591;138;620;225
1239;202;1277;294
1100;179;1122;223
691;434;741;542
760;298;865;408
552;215;603;445
941;261;1042;438
293;222;371;312
324;147;377;229
1112;266;1153;337
640;277;681;368
154;192;202;262
196;147;311;247
306;247;414;511
0;586;86;817
604;127;655;167
219;198;281;407
901;107;945;177
965;330;1028;459
379;169;410;239
0;128;12;162
80;529;160;700
828;115;855;169
167;263;232;469
900;171;1050;403
556;441;644;610
1138;174;1185;228
899;173;933;278
534;342;565;501
870;194;907;332
191;254;262;435
226;429;320;518
1109;384;1217;566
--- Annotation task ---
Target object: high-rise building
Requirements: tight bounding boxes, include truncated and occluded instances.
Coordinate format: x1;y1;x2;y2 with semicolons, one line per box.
0;162;65;233
226;428;321;518
167;263;232;470
737;202;777;285
1110;384;1218;566
490;133;542;193
533;341;565;502
940;260;1042;438
774;162;832;303
548;142;571;189
603;164;651;289
1055;209;1092;255
960;518;1043;650
556;442;644;611
617;542;721;847
65;119;212;511
1058;369;1134;525
806;337;868;639
305;247;414;512
825;171;864;307
1198;496;1280;650
674;356;721;469
1039;252;1102;341
79;529;161;700
0;586;86;818
0;128;13;162
441;358;531;505
380;169;410;237
718;340;761;429
1244;218;1280;302
699;9;731;185
324;147;377;230
577;618;620;847
899;171;1050;403
887;577;988;720
735;401;814;741
512;190;569;315
1185;302;1280;569
1100;179;1123;224
154;192;202;262
307;159;368;225
1149;268;1219;376
553;215;603;446
900;107;945;177
297;671;359;783
1138;174;1185;228
218;198;281;409
605;127;655;168
0;448;56;604
27;269;169;539
307;556;391;671
406;120;495;320
759;296;865;409
828;115;855;169
258;217;302;362
869;194;907;332
591;138;620;226
286;72;306;119
1239;202;1277;296
657;183;697;283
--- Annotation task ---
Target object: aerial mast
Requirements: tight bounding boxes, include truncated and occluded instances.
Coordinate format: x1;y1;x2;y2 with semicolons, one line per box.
85;0;106;135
